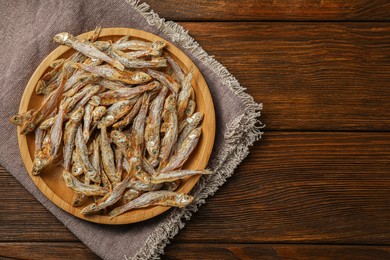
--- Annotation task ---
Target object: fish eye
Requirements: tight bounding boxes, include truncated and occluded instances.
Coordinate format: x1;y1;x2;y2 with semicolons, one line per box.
153;149;158;155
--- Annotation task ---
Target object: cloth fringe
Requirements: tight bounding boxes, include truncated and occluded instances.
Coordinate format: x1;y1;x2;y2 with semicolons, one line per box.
125;1;264;259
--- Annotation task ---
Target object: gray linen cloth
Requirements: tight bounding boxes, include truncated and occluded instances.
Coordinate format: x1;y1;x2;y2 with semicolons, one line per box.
0;0;262;259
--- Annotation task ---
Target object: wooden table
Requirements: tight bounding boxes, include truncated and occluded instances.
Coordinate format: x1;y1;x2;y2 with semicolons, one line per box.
1;1;390;259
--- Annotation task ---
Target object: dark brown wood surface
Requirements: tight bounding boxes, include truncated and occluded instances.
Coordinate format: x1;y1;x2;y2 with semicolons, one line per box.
145;0;390;21
1;1;390;259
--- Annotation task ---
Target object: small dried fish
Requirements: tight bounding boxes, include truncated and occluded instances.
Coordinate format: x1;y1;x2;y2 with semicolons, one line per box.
34;128;46;158
91;138;101;178
145;86;168;159
68;85;102;116
63;170;108;196
146;69;179;94
128;94;152;183
81;175;131;214
99;98;138;127
49;58;66;69
100;122;118;185
109;47;160;60
20;68;67;134
35;59;65;94
143;158;157;176
112;96;143;129
126;180;163;192
62;84;94;113
39;116;56;130
176;112;203;150
71;63;151;85
165;53;184;83
76;126;100;183
159;94;178;169
98;81;159;106
164;180;180;191
184;99;196;120
151;169;212;184
115;147;124;183
10;109;36;126
113;37;166;51
63;107;84;170
161;127;202;173
90;106;107;133
53;32;125;71
111;130;128;156
82;104;94;142
63;58;101;93
88;96;101;106
92;106;107;122
109;191;193;218
71;151;84;176
64;73;98;97
108;49;167;69
128;94;150;160
98;79;129;90
177;72;193;120
122;189;141;204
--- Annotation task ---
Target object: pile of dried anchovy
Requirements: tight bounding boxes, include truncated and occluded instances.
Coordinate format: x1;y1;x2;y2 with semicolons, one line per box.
10;28;211;218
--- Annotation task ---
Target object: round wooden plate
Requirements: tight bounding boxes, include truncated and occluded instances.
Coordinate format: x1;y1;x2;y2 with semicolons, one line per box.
17;28;215;225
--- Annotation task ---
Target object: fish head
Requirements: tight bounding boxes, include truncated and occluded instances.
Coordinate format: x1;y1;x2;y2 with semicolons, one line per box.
135;171;151;184
165;94;176;111
81;204;97;215
71;163;83;176
32;157;45;175
10;114;23;126
131;158;150;184
192;112;204;124
133;72;152;83
176;194;194;206
88;95;101;106
188;127;202;139
185;100;196;116
94;41;111;51
53;32;71;44
70;107;84;123
20;122;36;135
111;130;127;145
92;106;106;121
151;41;166;50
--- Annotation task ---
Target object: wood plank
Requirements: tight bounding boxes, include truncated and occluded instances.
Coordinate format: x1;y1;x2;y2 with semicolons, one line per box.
164;243;390;260
2;132;390;244
0;242;99;260
0;242;389;259
179;22;390;131
145;0;390;21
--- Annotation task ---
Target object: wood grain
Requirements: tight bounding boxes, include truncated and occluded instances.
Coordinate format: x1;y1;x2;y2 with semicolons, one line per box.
3;132;390;244
175;132;390;244
17;28;215;225
145;0;390;21
0;242;389;259
164;243;390;260
0;242;99;260
179;22;390;131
